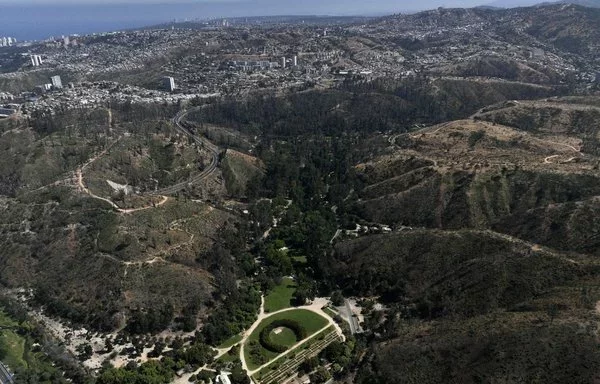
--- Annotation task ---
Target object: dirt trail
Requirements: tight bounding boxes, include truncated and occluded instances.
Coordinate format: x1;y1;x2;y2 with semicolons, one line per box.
76;138;170;213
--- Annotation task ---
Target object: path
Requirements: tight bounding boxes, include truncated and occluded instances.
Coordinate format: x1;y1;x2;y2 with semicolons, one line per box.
238;297;344;377
153;108;219;195
76;106;219;212
544;155;559;164
239;295;265;372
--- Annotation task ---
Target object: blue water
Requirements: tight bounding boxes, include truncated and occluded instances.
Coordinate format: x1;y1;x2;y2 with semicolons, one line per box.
0;4;184;41
0;1;417;41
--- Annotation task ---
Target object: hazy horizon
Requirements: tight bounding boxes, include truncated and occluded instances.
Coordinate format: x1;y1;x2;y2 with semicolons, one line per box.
0;0;547;41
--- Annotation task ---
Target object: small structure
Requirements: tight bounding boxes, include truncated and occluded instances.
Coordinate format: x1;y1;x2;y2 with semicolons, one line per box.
51;75;63;89
215;371;232;384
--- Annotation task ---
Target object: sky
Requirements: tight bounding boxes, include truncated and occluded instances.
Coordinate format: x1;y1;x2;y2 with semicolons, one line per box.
0;0;542;40
0;0;494;12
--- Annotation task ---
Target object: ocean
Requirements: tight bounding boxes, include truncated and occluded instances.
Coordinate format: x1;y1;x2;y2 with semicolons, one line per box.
0;1;411;41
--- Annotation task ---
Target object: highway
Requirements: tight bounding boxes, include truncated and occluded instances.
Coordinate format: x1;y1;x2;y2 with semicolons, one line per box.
0;362;14;384
152;107;220;195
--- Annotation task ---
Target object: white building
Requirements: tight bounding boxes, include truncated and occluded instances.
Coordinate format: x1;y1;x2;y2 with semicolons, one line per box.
51;75;63;89
30;55;43;67
281;56;286;69
215;372;231;384
162;76;176;92
293;55;298;67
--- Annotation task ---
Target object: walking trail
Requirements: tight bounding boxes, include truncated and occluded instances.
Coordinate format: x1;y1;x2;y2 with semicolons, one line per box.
238;296;344;376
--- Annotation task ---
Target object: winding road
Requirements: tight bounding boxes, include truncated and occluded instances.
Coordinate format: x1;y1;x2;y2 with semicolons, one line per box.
76;107;219;211
153;108;220;195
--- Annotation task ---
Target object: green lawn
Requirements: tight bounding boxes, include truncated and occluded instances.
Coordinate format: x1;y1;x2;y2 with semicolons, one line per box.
217;350;239;364
264;277;297;313
269;327;297;347
0;310;19;327
253;326;339;383
0;330;26;369
291;256;308;265
218;334;243;349
244;309;329;370
322;306;338;319
0;310;26;370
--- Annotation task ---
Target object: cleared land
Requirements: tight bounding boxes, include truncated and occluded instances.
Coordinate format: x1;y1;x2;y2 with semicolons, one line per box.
264;277;297;313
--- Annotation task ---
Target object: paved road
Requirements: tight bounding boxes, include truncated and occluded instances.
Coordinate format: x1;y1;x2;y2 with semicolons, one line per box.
239;297;345;377
153;108;220;195
0;362;14;384
337;299;362;335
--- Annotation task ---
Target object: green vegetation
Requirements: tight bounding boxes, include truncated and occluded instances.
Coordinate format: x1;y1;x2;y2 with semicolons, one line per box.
468;129;486;147
356;313;600;384
244;310;328;370
218;334;243;349
264;277;297;313
253;326;342;384
203;284;261;346
0;327;25;369
322;307;338;319
98;340;215;384
0;298;89;384
221;149;263;198
268;327;297;347
259;319;306;353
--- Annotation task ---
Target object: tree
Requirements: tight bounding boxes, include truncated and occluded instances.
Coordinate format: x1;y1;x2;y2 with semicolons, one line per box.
300;356;319;374
230;361;250;384
77;343;93;361
331;290;344;307
310;367;331;384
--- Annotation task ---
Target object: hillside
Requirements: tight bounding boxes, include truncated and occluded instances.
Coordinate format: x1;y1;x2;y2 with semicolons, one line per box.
0;108;238;332
315;96;600;383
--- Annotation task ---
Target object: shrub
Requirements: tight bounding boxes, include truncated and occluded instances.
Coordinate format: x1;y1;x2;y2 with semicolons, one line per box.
259;319;307;353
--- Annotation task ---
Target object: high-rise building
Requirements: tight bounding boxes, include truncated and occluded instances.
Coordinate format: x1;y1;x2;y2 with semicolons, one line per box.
0;37;15;47
281;56;286;69
30;55;43;67
50;75;63;89
293;56;298;67
63;36;70;47
162;76;176;92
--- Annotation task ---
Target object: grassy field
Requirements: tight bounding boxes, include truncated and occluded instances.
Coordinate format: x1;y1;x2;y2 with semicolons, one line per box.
0;331;26;369
269;327;297;347
322;306;338;319
0;310;26;370
244;309;328;370
253;326;341;384
264;277;297;313
216;349;240;364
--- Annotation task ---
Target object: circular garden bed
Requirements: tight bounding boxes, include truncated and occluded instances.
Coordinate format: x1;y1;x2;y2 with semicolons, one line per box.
259;319;307;353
